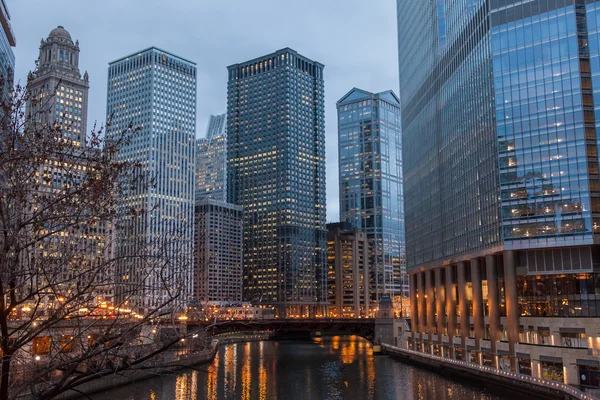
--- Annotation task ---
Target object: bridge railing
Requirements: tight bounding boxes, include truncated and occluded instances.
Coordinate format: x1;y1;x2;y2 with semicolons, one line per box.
382;344;595;400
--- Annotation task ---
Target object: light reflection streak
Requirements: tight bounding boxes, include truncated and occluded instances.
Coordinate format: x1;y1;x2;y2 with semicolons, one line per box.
241;342;251;400
258;341;267;400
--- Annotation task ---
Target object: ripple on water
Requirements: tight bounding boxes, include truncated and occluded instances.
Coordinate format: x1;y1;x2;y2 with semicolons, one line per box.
89;337;528;400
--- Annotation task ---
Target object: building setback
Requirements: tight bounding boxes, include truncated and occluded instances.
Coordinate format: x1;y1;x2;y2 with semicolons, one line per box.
194;198;243;303
398;0;600;386
227;48;327;317
337;88;406;306
327;222;370;318
107;47;196;312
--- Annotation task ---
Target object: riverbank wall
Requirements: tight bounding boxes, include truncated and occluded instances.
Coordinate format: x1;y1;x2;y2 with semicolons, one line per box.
383;344;595;400
19;332;272;400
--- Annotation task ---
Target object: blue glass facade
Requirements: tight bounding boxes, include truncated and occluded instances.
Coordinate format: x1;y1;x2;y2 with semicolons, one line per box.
494;4;593;249
107;48;197;311
227;48;327;317
399;0;600;381
0;0;15;101
337;89;406;301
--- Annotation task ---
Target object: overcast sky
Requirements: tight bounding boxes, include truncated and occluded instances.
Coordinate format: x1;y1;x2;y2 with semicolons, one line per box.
8;0;399;221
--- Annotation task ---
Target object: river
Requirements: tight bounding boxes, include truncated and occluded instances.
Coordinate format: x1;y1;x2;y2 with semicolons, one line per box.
90;336;522;400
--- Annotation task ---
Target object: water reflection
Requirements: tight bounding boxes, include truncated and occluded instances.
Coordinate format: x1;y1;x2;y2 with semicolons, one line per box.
91;336;524;400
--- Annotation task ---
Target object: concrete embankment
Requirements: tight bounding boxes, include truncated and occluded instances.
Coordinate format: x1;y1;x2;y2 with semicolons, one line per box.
383;344;594;400
42;332;272;399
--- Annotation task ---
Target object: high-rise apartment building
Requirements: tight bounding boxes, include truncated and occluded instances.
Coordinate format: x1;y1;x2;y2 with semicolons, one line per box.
398;0;600;386
327;222;370;318
196;128;227;202
107;47;196;311
28;26;88;145
194;198;243;302
337;88;406;306
0;0;15;100
227;48;327;317
205;113;226;140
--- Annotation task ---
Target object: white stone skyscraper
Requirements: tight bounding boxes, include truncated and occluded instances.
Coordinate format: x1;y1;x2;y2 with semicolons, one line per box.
28;26;88;145
107;47;197;312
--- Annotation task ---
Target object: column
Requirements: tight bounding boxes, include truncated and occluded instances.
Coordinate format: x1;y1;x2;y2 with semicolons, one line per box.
435;267;444;346
410;273;418;343
457;261;469;360
486;254;501;363
445;265;456;359
417;271;426;350
471;258;484;359
503;250;519;372
425;270;434;353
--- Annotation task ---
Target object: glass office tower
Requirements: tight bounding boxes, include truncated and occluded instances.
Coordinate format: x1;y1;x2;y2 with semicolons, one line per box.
227;48;327;317
196;118;227;202
337;88;406;308
398;0;600;386
205;113;226;140
0;0;15;101
107;47;196;312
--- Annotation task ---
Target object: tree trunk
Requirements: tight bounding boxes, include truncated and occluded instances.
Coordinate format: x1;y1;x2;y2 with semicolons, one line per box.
0;352;11;400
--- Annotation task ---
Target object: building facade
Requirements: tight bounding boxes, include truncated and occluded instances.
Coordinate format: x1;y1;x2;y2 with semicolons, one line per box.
227;48;327;317
399;0;600;387
0;0;15;100
205;113;226;140
28;26;88;145
196;134;227;202
23;27;113;307
337;88;406;307
107;47;196;312
194;198;243;303
327;222;370;318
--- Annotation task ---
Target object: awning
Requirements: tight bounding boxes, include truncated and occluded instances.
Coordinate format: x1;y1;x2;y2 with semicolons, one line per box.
559;327;586;333
540;355;563;363
577;359;600;367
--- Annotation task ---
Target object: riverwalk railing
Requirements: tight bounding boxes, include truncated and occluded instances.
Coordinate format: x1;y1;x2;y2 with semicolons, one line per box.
382;344;595;400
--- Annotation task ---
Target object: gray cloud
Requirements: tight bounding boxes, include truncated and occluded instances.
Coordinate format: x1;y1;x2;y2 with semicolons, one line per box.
8;0;399;222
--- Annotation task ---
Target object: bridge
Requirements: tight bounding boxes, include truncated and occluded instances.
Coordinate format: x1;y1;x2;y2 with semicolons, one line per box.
189;318;377;342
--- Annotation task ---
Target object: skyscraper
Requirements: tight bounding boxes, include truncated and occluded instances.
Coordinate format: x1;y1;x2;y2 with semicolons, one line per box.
194;198;243;303
0;0;15;100
196;118;227;202
24;27;113;306
327;222;370;318
107;47;196;311
205;113;226;139
337;88;406;308
227;48;327;317
398;0;600;383
28;26;88;145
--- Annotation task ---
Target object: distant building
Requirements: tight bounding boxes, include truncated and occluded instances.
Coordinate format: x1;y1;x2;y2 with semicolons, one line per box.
196;134;227;202
337;88;406;305
205;113;226;140
227;48;327;317
327;222;370;318
107;47;196;312
194;198;243;302
0;0;15;100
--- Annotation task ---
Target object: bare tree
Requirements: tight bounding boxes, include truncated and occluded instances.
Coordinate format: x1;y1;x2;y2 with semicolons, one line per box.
0;74;198;400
